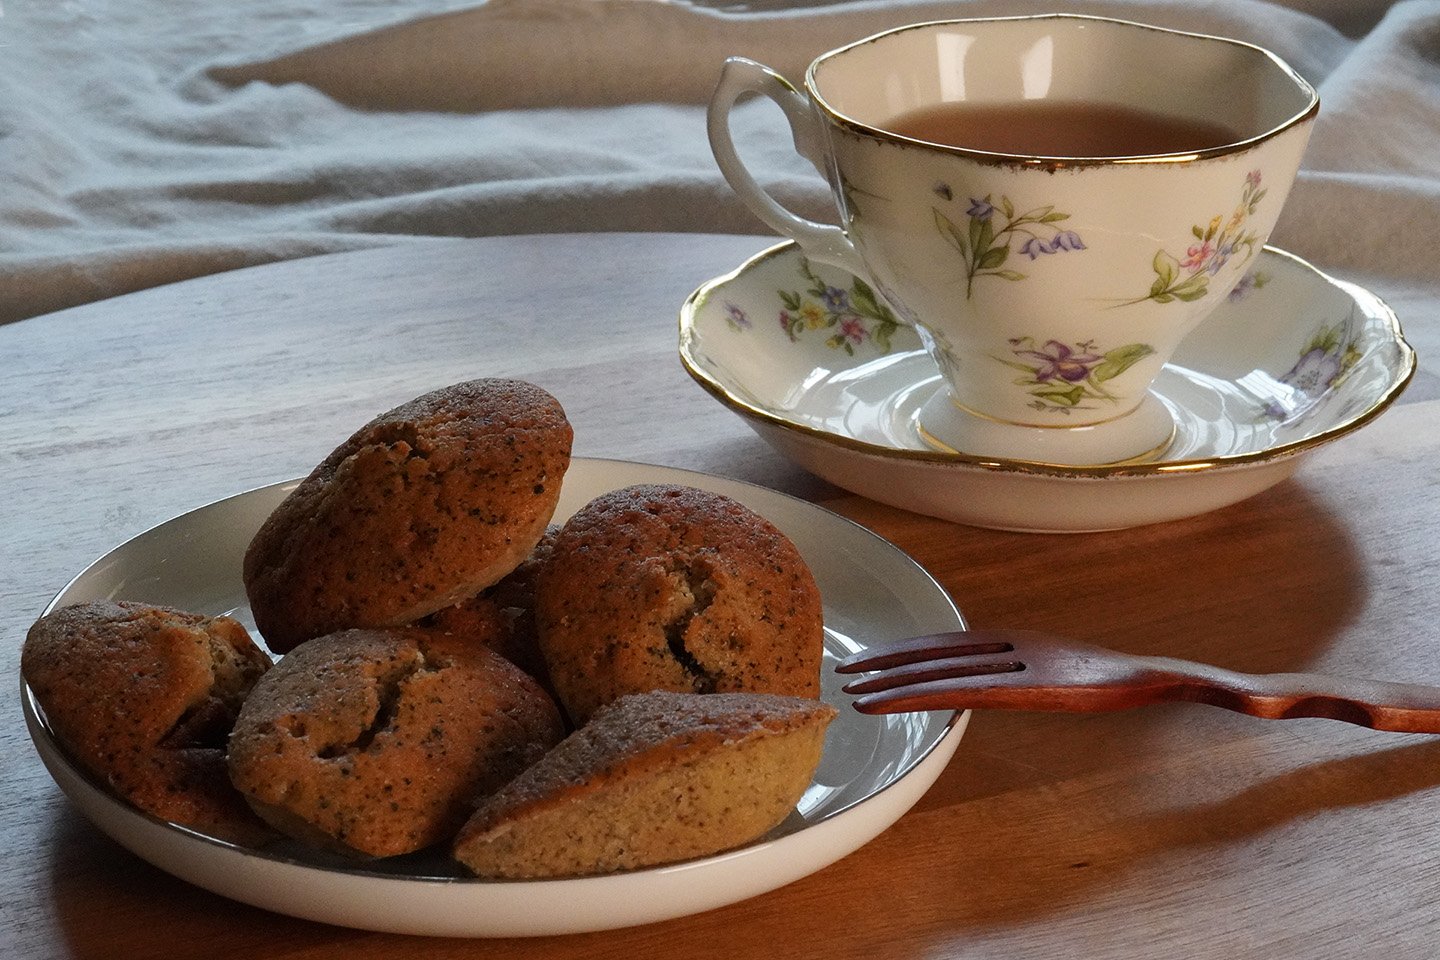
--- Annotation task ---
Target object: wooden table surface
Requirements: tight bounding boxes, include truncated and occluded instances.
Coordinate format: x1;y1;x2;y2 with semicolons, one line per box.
4;233;1438;959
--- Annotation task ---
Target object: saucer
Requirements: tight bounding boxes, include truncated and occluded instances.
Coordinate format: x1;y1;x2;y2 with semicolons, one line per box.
679;242;1414;532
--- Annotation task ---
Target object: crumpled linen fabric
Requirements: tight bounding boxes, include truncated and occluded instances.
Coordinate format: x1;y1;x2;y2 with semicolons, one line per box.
0;0;1435;381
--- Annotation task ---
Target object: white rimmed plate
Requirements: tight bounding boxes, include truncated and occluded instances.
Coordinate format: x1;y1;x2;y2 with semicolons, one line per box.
22;458;966;938
680;242;1415;532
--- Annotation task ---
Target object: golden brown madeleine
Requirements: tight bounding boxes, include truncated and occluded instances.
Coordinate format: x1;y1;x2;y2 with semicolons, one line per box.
417;525;560;689
22;600;272;844
479;523;559;673
227;627;564;858
453;690;837;878
242;378;572;653
536;484;824;725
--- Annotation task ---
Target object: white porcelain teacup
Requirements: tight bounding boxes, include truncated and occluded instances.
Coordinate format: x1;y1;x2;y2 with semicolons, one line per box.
708;15;1318;465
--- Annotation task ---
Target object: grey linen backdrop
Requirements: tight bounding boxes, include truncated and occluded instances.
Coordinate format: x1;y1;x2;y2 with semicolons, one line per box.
1;0;1436;384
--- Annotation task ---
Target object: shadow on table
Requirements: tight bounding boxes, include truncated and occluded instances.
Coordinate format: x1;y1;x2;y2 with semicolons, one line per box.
754;477;1440;947
896;479;1375;799
824;733;1440;952
843;478;1370;670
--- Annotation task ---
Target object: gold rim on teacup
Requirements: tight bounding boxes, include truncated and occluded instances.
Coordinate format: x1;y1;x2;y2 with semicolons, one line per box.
806;14;1320;169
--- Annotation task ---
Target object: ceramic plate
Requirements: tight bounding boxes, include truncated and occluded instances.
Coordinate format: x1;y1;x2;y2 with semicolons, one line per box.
680;242;1415;532
23;458;966;938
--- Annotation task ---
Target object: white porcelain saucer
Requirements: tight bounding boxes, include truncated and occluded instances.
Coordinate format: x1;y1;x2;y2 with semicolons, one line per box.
680;242;1415;532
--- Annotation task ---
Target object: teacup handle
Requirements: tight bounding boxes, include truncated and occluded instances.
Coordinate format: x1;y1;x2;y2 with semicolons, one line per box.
708;57;867;276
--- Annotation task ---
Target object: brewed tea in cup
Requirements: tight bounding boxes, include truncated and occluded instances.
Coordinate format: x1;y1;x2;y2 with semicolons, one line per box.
709;15;1317;465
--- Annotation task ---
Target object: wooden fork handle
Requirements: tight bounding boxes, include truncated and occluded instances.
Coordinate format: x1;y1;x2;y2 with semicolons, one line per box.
1153;661;1440;733
854;662;1440;734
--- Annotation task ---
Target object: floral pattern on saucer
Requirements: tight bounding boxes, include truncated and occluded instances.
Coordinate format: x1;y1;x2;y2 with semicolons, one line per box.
1261;318;1363;422
1125;170;1266;306
998;337;1155;413
769;257;902;355
931;186;1085;298
679;240;1414;532
1227;270;1270;301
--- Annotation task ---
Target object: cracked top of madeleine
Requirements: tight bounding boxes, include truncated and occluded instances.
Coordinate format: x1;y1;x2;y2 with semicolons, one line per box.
226;627;563;858
534;484;824;727
22;599;272;844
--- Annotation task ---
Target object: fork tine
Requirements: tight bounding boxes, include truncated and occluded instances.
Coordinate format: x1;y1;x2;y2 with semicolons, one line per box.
841;655;1025;695
850;684;978;715
849;671;1040;715
834;629;1018;674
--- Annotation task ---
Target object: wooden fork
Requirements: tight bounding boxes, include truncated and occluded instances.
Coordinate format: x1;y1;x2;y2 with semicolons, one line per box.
834;629;1440;733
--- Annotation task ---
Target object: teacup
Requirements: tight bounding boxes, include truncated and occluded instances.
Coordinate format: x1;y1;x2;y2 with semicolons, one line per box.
708;15;1318;465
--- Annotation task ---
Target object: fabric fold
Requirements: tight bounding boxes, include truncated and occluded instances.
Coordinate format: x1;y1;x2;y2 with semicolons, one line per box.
0;0;1429;329
207;0;1348;111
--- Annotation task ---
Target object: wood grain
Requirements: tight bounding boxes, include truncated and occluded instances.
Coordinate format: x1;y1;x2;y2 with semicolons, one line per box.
2;234;1436;960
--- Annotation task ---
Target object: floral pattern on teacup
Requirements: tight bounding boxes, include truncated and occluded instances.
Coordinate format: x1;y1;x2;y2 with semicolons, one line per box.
1261;319;1363;422
931;187;1086;299
769;258;902;355
1125;170;1266;306
997;336;1155;413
